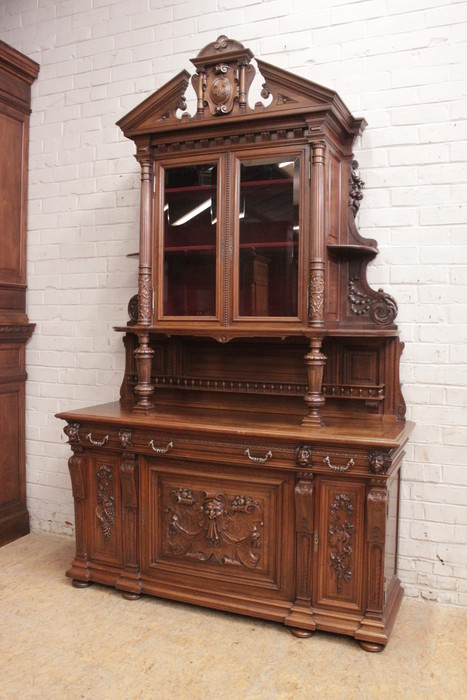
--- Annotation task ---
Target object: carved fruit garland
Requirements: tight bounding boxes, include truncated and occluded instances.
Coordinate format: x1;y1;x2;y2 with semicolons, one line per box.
96;464;115;543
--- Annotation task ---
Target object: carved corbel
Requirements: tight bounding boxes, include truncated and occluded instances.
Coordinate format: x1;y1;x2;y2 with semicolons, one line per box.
285;467;316;636
365;478;388;613
66;445;91;586
349;276;398;326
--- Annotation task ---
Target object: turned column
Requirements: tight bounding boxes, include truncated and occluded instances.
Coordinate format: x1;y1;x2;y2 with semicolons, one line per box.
303;140;327;426
134;144;155;412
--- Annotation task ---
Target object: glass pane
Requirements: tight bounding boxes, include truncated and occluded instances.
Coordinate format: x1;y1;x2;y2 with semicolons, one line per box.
163;163;217;316
238;156;300;317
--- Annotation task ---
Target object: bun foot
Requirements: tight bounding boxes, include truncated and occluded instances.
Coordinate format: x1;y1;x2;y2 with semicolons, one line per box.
290;627;314;638
71;579;92;588
359;640;385;653
122;591;141;601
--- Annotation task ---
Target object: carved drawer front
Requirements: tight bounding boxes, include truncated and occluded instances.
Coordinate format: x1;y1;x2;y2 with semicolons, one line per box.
311;446;369;476
87;453;123;567
141;457;295;600
314;478;366;613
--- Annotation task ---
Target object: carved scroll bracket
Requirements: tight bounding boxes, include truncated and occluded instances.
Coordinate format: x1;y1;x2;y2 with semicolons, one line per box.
349;276;398;326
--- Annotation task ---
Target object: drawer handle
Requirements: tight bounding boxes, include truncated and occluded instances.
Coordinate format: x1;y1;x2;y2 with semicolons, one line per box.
149;440;173;454
86;433;109;447
324;456;354;472
244;448;273;464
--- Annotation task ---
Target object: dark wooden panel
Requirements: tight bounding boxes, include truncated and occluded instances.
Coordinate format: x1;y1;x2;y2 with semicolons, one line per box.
0;385;22;513
0;112;24;285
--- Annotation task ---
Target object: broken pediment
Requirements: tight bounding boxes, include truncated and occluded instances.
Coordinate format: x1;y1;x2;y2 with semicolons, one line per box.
117;35;365;139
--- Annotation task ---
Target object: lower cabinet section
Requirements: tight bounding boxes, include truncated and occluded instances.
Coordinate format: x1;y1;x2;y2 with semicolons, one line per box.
0;381;29;546
140;458;295;620
63;421;406;652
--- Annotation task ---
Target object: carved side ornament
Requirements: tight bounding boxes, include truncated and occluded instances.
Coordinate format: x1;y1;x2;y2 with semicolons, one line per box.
349;276;398;325
349;159;364;216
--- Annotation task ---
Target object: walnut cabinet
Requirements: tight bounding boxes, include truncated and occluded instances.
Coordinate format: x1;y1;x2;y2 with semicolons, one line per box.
0;42;39;547
57;37;413;651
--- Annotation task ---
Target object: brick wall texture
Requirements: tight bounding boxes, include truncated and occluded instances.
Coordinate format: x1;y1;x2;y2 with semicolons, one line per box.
1;0;466;606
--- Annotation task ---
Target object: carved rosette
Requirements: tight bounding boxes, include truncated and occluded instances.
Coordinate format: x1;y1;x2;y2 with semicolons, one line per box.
349;277;398;325
167;489;263;568
349;159;364;216
96;464;115;543
328;493;354;593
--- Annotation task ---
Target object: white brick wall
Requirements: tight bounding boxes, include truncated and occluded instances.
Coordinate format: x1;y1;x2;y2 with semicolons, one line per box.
1;0;466;606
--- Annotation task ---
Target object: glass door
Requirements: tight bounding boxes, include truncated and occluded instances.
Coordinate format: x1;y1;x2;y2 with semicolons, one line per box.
235;155;301;319
161;161;219;318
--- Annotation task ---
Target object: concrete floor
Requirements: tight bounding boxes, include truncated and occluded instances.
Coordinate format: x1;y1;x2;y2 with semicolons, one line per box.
0;532;466;699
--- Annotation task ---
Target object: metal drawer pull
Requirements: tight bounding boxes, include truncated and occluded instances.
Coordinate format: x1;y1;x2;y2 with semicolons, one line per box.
244;448;273;464
86;433;109;447
149;440;173;454
324;456;354;472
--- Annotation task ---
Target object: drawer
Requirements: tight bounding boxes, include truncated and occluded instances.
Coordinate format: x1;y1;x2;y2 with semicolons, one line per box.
68;422;298;471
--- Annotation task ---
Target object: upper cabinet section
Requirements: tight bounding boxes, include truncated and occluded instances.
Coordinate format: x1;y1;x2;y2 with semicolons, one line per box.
117;36;400;339
0;41;39;324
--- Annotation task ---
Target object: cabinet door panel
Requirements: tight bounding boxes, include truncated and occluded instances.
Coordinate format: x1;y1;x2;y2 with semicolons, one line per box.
315;478;366;612
142;458;295;599
87;453;123;566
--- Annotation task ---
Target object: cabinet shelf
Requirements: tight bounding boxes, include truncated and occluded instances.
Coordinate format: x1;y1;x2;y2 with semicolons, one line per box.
327;244;378;260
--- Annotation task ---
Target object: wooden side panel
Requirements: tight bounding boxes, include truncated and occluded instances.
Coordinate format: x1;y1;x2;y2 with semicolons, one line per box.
0;110;26;286
315;478;366;612
0;382;28;545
